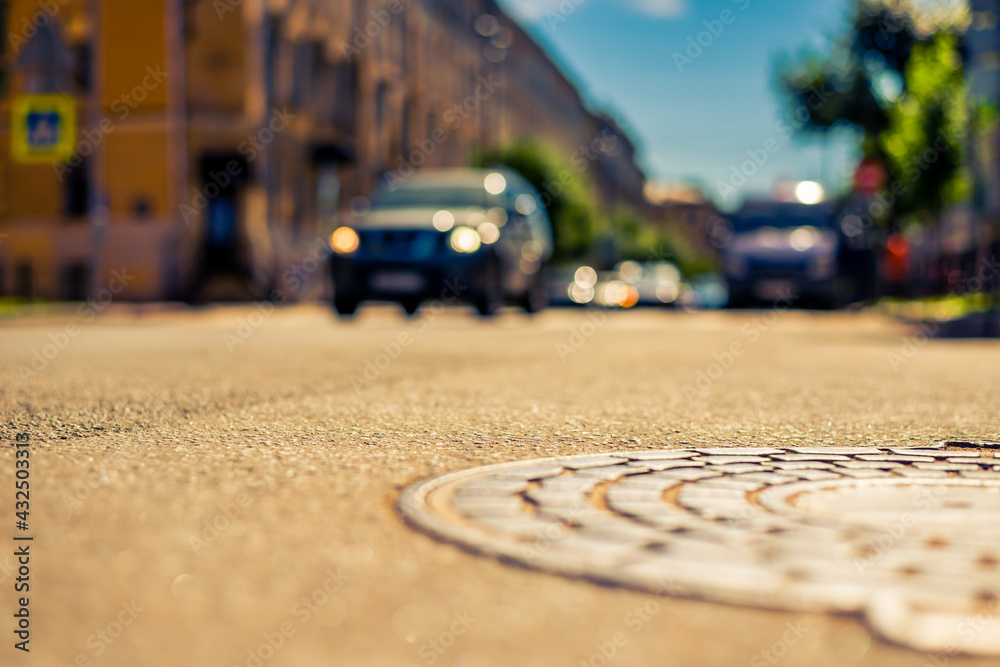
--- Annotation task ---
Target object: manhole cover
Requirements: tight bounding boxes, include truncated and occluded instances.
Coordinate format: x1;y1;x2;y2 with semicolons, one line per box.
399;444;1000;656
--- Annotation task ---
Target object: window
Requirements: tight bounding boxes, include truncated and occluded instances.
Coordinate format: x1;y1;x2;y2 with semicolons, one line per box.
61;263;88;300
401;98;412;155
290;42;311;110
331;59;358;136
0;3;6;55
70;42;90;91
375;82;389;159
14;262;32;300
0;2;8;94
63;157;90;218
263;14;279;106
398;12;407;74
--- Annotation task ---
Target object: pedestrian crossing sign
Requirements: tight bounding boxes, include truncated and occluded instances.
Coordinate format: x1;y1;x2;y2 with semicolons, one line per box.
11;94;77;164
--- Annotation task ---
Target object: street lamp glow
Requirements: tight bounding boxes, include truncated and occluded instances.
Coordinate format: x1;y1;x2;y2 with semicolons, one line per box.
795;181;825;205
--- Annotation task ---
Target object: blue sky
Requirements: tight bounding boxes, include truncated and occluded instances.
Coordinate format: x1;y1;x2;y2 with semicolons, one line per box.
497;0;861;207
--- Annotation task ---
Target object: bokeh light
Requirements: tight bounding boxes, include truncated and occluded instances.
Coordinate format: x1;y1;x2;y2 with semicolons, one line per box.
574;266;598;289
432;210;455;232
450;227;481;253
477;222;500;244
331;227;360;254
795;181;825;205
484;173;507;195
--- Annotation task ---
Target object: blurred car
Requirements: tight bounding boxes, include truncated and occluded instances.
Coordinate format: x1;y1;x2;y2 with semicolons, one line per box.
551;262;683;309
722;200;838;308
329;169;553;317
683;273;729;310
556;267;630;308
592;271;634;308
547;266;586;306
616;261;682;307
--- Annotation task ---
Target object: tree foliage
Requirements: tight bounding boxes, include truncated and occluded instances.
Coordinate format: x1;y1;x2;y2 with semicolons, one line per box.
611;211;716;277
774;0;971;221
474;139;599;262
879;32;969;217
477;139;710;274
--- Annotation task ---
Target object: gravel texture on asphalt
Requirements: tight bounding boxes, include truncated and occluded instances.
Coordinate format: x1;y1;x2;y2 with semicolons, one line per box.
1;304;998;667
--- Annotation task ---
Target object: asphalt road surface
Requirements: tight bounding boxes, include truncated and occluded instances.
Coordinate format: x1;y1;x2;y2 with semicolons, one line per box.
1;304;998;667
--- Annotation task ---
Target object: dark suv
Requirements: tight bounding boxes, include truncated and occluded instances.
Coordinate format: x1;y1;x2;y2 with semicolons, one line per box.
329;169;553;317
723;200;839;308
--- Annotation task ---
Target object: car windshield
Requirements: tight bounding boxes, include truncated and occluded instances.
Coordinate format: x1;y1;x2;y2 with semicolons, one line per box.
732;210;832;232
371;186;493;209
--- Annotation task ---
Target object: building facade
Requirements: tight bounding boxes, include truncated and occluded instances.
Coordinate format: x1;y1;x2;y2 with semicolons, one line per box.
644;183;721;256
0;0;648;301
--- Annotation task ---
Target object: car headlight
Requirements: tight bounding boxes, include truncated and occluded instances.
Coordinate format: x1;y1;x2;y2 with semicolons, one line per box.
331;227;360;255
809;255;836;280
450;226;481;253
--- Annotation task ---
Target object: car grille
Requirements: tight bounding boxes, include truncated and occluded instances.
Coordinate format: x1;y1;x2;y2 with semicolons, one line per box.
360;230;444;261
748;258;809;279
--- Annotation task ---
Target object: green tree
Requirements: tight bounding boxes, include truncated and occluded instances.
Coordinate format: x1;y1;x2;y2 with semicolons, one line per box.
878;32;969;221
609;211;715;277
774;1;924;140
477;139;708;274
774;0;970;223
474;139;599;261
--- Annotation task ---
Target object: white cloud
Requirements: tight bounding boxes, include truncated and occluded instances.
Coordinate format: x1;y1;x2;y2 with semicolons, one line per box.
499;0;688;22
628;0;688;18
499;0;566;21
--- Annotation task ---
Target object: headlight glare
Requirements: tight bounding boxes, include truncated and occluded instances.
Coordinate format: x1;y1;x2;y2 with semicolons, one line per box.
331;227;360;255
450;227;482;253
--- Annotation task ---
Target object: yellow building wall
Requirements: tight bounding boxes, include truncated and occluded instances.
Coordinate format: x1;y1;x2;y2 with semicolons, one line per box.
4;0;89;38
104;130;170;218
3;0;89;223
5;0;88;58
7;232;55;293
7;162;63;218
185;0;247;113
101;0;168;111
0;135;6;218
4;93;84;220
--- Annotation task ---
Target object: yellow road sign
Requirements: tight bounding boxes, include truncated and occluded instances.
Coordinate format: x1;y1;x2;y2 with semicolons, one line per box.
11;94;77;164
